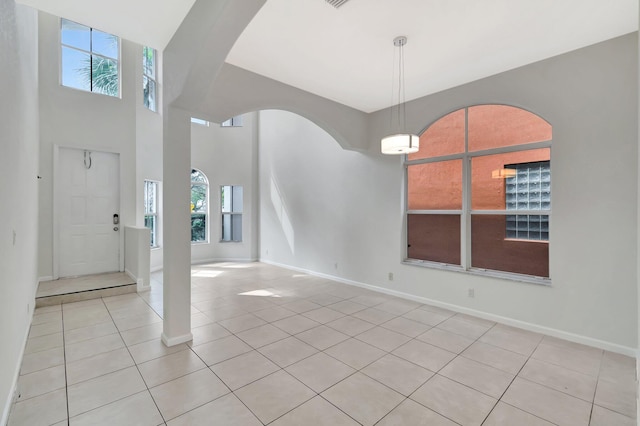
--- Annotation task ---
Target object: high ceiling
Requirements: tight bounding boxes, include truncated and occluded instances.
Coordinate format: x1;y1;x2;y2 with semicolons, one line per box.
17;0;638;113
16;0;197;49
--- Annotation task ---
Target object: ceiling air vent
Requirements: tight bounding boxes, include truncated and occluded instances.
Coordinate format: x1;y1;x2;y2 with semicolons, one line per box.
325;0;351;8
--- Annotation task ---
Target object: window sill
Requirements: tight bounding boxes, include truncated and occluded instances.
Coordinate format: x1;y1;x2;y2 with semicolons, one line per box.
219;240;243;243
150;246;161;251
402;259;551;286
503;238;549;244
191;241;209;245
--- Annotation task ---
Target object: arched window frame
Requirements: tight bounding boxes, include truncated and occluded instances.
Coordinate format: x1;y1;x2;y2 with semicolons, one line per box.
403;105;552;284
191;168;209;244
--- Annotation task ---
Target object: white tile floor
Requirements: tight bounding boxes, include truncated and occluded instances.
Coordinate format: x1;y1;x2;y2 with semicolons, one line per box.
8;262;637;425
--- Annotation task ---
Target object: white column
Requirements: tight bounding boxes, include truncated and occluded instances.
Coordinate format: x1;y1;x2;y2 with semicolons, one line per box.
161;106;193;346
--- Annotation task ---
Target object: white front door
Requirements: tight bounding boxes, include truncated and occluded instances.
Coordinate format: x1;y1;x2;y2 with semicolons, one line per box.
58;148;120;277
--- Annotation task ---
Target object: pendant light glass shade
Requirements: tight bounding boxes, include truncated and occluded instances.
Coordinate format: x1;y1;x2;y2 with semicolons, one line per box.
381;133;419;154
381;36;418;155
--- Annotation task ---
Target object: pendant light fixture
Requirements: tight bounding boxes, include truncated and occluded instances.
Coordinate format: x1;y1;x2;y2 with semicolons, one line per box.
381;36;419;155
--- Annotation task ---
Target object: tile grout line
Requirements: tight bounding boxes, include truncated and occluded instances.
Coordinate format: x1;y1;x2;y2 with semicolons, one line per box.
54;264;634;425
60;304;71;425
100;295;168;424
478;326;604;425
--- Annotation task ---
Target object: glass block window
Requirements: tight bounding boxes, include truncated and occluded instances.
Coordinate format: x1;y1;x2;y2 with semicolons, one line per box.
505;161;551;241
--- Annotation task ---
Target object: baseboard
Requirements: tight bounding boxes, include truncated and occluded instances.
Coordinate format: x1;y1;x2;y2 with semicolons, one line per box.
261;259;638;357
1;300;35;425
37;276;53;283
124;269;137;282
192;258;258;265
637;356;639;422
161;332;193;347
136;278;150;293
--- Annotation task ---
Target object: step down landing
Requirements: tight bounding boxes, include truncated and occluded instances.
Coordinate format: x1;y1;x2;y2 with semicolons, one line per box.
36;272;136;307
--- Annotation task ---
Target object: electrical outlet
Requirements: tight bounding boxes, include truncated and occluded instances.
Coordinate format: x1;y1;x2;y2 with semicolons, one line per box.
388;272;394;281
468;288;475;298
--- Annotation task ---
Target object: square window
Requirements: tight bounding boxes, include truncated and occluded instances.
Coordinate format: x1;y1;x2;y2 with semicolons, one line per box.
61;18;119;97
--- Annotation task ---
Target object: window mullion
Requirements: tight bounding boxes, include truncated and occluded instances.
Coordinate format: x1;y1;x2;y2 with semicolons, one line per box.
89;28;93;92
462;108;471;270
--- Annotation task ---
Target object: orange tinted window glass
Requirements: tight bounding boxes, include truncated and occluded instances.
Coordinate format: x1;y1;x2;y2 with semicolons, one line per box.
468;105;551;152
408;160;462;210
471;148;550;210
409;109;465;160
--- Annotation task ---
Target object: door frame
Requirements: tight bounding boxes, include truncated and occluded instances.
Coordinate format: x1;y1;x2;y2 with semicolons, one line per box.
53;144;124;279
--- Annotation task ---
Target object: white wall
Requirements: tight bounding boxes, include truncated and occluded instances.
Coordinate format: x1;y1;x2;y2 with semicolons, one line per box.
190;113;259;263
259;34;638;352
37;11;162;280
0;1;40;423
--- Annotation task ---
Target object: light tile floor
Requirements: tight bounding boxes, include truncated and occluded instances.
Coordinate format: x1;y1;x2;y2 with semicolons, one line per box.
8;262;637;426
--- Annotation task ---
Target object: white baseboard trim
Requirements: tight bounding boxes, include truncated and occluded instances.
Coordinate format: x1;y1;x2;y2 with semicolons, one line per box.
124;269;137;282
136;278;150;293
637;357;639;421
37;276;53;283
261;259;638;357
161;332;193;347
192;258;258;265
2;302;35;425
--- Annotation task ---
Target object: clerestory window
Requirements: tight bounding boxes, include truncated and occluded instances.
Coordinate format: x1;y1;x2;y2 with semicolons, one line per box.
143;47;157;112
61;18;120;97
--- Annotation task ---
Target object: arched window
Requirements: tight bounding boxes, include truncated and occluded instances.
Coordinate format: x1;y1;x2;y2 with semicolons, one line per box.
191;169;208;243
405;105;552;281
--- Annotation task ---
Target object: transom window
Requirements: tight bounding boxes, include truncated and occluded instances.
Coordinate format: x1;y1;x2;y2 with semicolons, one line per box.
191;118;209;126
221;116;243;127
61;19;120;97
143;47;157;112
191;169;208;243
221;185;243;242
405;105;552;280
